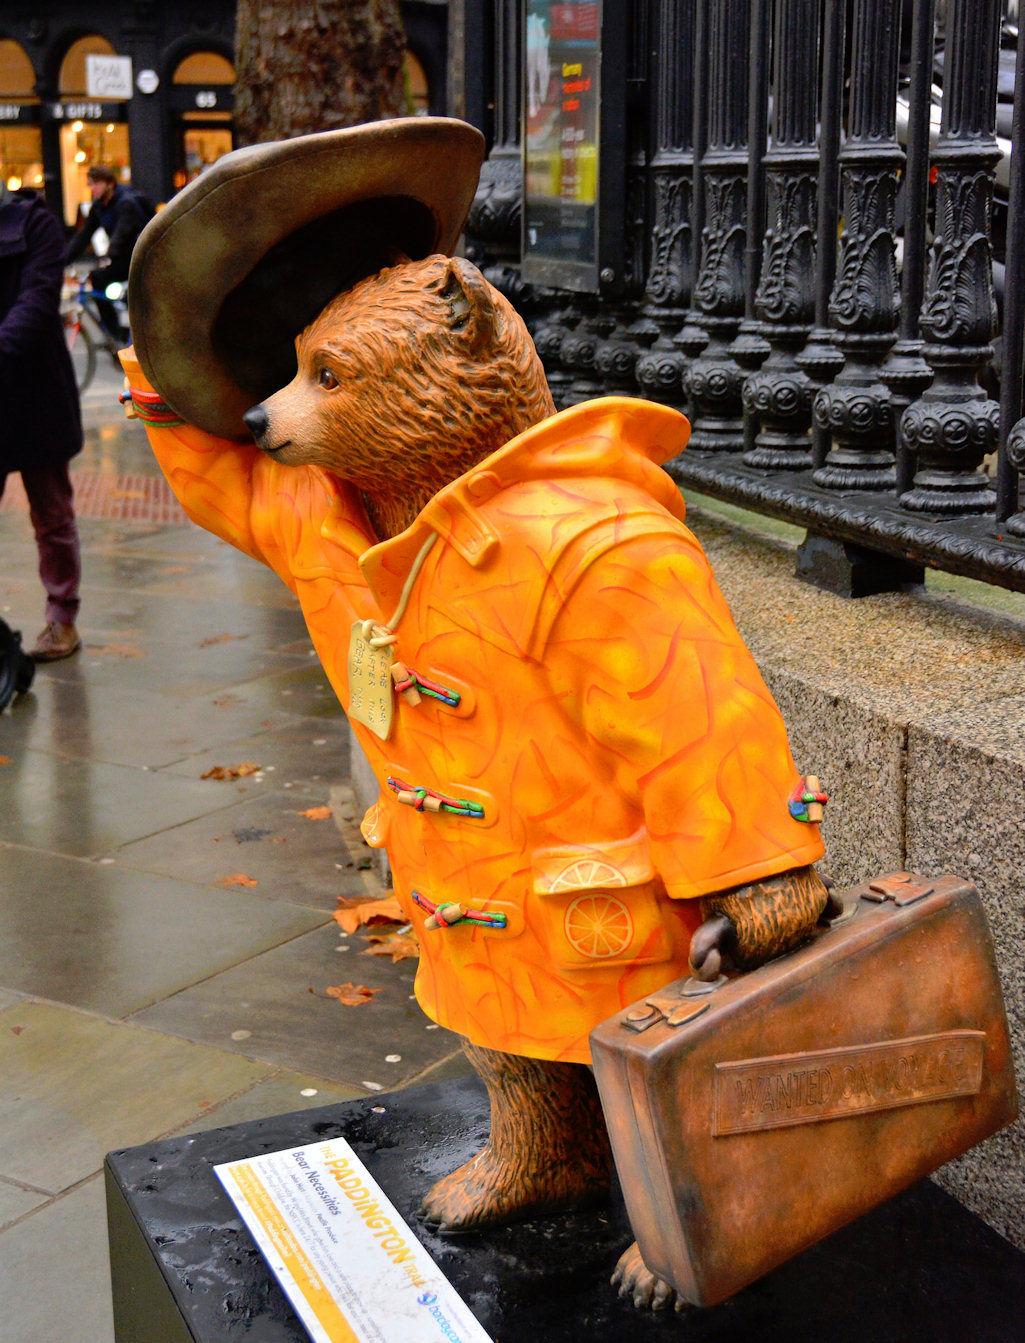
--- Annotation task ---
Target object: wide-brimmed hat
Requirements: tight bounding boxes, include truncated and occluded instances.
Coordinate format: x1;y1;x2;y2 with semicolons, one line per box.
128;117;485;440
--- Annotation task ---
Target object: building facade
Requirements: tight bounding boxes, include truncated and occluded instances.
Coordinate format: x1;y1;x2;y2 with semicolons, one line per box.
0;1;448;229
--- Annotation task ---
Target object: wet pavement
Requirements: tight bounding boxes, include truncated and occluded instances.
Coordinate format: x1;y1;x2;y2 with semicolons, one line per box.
0;360;468;1342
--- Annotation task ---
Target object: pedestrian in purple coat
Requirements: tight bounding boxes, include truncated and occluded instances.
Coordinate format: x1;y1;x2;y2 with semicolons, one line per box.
0;184;83;661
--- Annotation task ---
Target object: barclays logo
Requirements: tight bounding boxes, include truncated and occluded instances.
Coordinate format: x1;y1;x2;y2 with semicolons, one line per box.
418;1292;438;1306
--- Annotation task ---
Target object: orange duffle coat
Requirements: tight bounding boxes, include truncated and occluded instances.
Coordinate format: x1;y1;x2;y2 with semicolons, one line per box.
124;353;823;1063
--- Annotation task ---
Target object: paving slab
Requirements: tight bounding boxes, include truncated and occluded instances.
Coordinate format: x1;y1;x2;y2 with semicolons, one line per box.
0;749;249;857
0;1178;49;1228
0;847;330;1016
0;1002;273;1193
0;674;305;771
115;788;364;910
0;1176;115;1343
173;1073;369;1137
158;717;347;790
131;920;460;1089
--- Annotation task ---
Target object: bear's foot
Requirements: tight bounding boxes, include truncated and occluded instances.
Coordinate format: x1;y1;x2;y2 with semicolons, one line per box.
421;1140;608;1233
611;1242;691;1312
421;1041;612;1234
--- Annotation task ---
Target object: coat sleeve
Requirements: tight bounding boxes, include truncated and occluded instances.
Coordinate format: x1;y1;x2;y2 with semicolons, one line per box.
0;201;66;361
119;349;368;595
105;195;146;269
543;524;825;900
64;210;98;264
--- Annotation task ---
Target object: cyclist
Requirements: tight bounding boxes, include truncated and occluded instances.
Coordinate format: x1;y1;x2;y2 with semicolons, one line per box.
65;165;149;343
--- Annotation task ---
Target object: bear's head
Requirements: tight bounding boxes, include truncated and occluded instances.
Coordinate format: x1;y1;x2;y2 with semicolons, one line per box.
243;255;554;539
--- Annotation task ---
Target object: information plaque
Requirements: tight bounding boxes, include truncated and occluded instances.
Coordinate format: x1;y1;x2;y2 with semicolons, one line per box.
216;1137;492;1343
522;0;626;293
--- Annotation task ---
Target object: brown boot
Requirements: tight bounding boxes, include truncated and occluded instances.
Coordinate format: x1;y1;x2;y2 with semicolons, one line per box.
421;1041;612;1233
30;622;81;662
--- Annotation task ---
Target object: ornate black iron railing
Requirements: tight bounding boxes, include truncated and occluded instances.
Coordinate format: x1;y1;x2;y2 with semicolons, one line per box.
462;0;1025;596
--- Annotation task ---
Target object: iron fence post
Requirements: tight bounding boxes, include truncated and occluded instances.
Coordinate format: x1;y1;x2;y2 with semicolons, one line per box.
813;0;904;490
633;0;697;409
742;0;822;470
684;0;752;451
901;0;1002;514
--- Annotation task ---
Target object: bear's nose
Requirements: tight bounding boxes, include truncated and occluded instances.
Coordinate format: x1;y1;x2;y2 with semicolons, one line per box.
243;404;269;442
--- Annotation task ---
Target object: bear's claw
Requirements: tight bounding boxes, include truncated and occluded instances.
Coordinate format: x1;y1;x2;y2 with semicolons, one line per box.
611;1242;690;1312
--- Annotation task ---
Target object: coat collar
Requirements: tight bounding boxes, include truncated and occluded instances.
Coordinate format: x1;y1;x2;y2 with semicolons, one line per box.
350;397;691;622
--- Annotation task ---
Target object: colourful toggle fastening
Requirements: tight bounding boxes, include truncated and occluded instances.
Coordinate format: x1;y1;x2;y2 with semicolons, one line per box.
387;776;484;819
123;387;187;428
412;889;507;930
789;775;828;822
391;666;461;707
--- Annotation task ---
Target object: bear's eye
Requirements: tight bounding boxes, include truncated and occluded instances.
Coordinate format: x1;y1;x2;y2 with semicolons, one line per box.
318;368;338;390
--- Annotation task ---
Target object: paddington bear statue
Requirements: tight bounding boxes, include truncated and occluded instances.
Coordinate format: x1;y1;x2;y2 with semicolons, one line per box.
123;118;831;1310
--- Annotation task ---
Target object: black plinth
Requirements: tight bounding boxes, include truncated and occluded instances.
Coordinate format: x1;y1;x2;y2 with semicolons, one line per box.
106;1076;1025;1343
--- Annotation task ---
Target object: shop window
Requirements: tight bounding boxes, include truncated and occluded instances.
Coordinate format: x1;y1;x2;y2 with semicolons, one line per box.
0;39;43;192
172;50;234;188
404;50;429;115
58;36;130;226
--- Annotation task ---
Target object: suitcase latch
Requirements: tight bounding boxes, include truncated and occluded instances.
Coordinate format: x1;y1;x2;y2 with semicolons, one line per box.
623;992;711;1033
862;871;934;907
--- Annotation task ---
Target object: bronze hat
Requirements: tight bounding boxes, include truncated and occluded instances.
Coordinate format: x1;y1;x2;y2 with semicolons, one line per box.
128;117;486;440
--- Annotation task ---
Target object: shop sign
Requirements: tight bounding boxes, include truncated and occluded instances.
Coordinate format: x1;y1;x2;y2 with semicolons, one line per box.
49;102;105;121
0;104;35;123
86;55;133;101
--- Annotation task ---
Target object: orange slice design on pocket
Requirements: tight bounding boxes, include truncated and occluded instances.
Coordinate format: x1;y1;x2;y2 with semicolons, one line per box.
563;893;634;959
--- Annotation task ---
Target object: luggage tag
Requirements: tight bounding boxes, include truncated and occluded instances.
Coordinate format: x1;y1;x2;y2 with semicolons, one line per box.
347;621;396;741
346;534;439;742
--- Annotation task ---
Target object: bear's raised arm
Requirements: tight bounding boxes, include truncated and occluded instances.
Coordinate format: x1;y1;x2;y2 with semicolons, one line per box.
120;348;365;594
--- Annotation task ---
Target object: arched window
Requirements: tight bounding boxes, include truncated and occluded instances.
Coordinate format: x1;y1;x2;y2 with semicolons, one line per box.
171;50;234;189
57;35;131;225
403;51;429;115
0;39;43;192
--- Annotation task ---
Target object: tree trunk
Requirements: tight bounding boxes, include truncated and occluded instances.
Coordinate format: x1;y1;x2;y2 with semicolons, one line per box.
234;0;408;145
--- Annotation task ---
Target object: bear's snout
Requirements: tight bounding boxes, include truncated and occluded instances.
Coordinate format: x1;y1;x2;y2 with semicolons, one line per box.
243;404;270;445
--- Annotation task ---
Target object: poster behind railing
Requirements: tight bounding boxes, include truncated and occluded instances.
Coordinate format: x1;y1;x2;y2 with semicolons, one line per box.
215;1136;492;1343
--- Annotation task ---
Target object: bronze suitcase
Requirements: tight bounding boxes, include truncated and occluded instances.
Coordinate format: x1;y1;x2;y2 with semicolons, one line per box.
589;873;1018;1308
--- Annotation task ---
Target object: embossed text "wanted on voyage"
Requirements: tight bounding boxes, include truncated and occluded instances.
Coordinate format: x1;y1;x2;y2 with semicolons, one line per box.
713;1031;986;1136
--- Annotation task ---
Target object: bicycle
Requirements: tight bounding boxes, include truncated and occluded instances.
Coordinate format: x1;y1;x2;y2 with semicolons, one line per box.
61;273;129;394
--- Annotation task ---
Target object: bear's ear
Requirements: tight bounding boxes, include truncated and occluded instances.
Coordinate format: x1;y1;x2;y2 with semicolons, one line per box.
433;256;496;354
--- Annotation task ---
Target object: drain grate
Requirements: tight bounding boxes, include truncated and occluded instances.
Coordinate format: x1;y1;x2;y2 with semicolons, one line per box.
0;472;187;524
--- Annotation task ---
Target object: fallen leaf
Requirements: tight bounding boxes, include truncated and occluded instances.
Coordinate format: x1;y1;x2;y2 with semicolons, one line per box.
333;896;406;934
218;873;258;887
202;761;260;780
199;632;250;648
326;982;381;1006
10;1025;24;1035
362;930;419;963
300;805;332;820
212;695;242;708
0;755;10;766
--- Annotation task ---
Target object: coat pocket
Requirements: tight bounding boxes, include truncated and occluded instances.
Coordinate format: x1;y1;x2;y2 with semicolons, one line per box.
531;831;673;970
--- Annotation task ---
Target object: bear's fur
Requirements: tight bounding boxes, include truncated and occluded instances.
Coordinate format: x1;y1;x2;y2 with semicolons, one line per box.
248;255;555;539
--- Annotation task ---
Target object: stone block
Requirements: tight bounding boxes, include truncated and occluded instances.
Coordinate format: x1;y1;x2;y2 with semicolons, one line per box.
905;701;1025;1249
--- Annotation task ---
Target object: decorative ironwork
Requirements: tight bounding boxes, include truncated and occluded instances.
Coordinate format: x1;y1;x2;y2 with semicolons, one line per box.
812;0;904;492
742;0;821;471
900;0;1003;515
684;0;752;452
633;0;698;408
486;0;1025;595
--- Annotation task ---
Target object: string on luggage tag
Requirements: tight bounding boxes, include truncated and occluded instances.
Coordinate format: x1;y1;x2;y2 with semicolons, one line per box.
354;533;444;712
